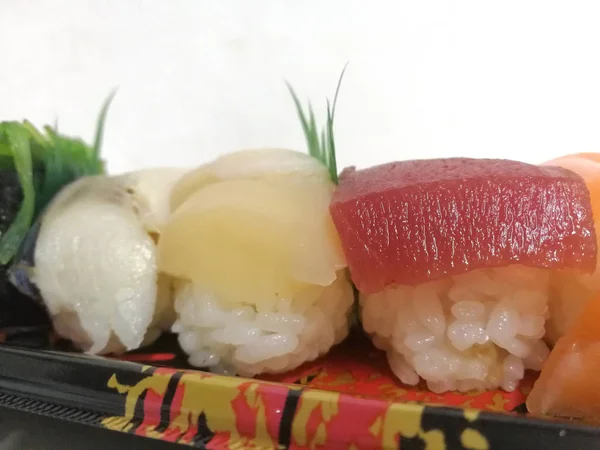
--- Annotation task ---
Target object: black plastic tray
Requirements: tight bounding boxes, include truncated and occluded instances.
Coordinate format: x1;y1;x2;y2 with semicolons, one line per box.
0;338;598;449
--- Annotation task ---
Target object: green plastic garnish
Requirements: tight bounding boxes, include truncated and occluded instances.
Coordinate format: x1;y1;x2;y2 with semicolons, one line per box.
286;64;348;184
0;90;116;265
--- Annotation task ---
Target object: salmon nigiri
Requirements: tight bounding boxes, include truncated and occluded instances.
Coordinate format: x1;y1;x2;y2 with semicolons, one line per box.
527;293;600;421
543;153;600;344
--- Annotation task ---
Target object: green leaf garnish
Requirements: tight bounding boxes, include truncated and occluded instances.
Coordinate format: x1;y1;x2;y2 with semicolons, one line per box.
0;91;116;265
286;64;348;184
92;89;118;161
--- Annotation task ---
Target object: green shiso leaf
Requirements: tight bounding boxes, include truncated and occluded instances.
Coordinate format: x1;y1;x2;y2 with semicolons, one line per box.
0;91;116;265
286;64;348;184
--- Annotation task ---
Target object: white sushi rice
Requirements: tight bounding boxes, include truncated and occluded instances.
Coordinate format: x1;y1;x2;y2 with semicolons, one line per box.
360;265;552;393
173;272;354;377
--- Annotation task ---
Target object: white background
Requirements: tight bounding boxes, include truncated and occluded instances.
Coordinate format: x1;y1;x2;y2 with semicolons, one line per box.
2;1;600;175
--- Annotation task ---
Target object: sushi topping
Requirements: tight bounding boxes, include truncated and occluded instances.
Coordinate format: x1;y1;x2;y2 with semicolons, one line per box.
24;169;185;355
286;65;347;184
330;158;598;294
527;293;600;422
0;91;115;266
541;153;600;345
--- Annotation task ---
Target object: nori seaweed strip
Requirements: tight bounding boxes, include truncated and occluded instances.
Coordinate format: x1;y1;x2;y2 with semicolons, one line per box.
0;167;50;343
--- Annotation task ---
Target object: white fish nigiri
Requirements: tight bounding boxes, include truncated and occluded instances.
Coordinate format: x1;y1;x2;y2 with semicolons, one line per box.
31;168;186;354
158;149;354;376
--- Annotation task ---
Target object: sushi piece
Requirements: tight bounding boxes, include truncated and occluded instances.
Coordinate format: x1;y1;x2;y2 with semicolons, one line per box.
329;158;597;393
526;292;600;422
11;168;187;354
541;153;600;344
157;148;354;376
0;95;113;342
156;73;355;377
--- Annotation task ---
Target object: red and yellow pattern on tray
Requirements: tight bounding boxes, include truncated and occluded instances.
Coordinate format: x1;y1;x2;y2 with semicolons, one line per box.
101;333;536;449
101;368;493;449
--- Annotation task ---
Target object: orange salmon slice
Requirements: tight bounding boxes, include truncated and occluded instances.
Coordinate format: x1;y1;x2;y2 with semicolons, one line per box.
527;295;600;421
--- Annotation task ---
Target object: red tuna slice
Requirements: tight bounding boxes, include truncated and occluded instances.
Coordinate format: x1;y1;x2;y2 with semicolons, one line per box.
329;158;597;294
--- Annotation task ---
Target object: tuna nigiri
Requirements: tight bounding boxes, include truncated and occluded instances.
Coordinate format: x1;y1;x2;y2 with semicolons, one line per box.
329;158;597;393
